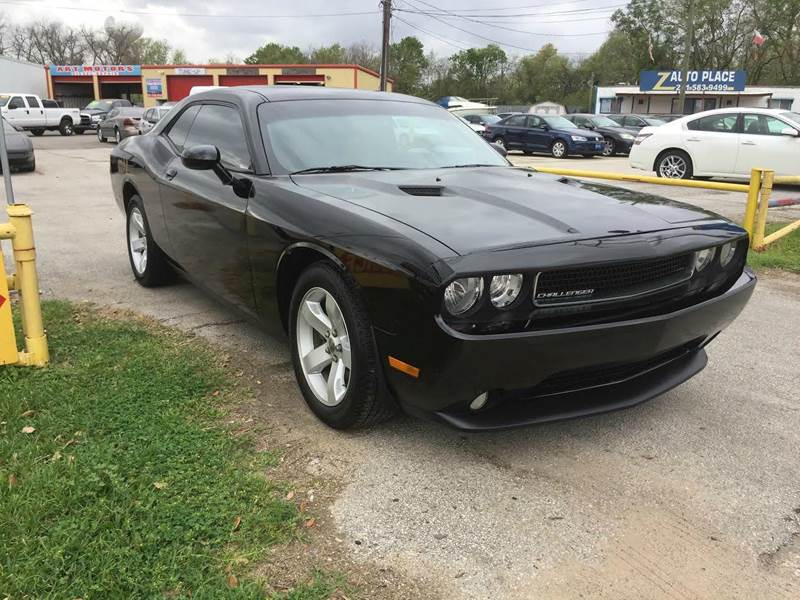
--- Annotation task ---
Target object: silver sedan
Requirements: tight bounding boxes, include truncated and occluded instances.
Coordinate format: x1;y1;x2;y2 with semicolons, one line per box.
97;107;145;143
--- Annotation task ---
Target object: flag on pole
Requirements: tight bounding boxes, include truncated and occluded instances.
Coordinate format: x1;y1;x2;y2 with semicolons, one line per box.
648;34;655;62
753;30;765;46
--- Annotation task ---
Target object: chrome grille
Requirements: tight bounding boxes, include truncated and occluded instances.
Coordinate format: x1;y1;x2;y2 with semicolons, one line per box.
534;253;693;306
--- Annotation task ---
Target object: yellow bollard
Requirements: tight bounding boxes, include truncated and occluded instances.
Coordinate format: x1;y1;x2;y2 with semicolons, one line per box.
751;170;774;251
0;241;19;365
6;204;48;366
742;168;762;237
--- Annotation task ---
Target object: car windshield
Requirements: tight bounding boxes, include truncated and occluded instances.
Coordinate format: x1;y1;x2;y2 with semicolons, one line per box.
0;95;10;107
85;100;112;111
780;112;800;126
259;99;509;173
542;116;577;129
643;117;666;126
590;116;618;127
480;114;501;124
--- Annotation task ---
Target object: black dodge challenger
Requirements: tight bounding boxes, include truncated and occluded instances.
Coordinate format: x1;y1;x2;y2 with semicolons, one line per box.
110;87;755;431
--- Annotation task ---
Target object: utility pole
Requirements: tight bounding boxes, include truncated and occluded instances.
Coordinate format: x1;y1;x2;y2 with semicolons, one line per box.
379;0;392;91
677;0;695;114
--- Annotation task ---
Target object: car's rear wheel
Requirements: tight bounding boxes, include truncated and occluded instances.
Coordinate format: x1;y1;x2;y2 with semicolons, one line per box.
551;139;568;158
31;129;45;136
602;137;616;156
289;262;395;430
126;195;174;287
59;119;74;136
97;127;106;142
656;150;693;179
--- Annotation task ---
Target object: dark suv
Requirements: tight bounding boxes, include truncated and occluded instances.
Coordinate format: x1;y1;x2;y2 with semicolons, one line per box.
77;98;133;133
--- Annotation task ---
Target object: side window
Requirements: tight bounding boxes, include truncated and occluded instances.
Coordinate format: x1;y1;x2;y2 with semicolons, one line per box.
527;116;542;128
506;115;525;127
464;115;478;123
183;104;252;171
743;114;797;136
25;96;41;108
166;105;201;153
623;116;640;127
688;114;739;132
42;99;57;108
573;116;586;127
107;109;119;119
8;96;25;109
765;116;794;135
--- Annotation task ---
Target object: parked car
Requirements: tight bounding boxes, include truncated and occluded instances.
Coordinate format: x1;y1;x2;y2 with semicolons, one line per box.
463;114;502;128
78;98;133;133
0;92;81;136
608;114;667;132
486;113;605;158
457;115;485;134
0;117;35;172
630;107;800;179
496;112;522;120
656;114;685;122
138;104;176;135
564;113;637;156
110;86;754;431
97;107;145;143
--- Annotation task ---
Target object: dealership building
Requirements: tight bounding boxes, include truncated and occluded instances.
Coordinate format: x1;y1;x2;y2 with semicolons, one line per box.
594;69;800;115
45;63;391;108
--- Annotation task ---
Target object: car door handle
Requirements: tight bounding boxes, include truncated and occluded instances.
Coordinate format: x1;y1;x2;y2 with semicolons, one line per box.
686;137;701;142
165;167;178;180
741;140;756;146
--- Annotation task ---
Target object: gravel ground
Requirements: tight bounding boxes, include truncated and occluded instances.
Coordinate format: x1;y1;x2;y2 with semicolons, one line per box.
2;132;798;599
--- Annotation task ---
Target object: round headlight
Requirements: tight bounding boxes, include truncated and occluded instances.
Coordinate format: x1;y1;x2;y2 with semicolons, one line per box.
719;242;736;267
694;248;715;272
489;274;523;308
444;277;484;315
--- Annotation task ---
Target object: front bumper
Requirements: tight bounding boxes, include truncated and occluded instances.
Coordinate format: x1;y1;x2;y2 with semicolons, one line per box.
379;269;756;430
568;139;605;155
615;138;634;154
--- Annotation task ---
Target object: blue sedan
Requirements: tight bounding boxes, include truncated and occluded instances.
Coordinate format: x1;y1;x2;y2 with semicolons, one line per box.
483;114;605;158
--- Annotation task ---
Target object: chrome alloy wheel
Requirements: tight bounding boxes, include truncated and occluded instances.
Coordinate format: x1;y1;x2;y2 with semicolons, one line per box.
552;140;566;158
296;287;352;407
115;128;122;143
128;207;148;275
602;138;614;156
659;154;687;178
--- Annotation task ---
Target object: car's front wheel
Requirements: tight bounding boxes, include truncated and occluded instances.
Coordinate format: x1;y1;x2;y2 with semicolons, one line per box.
59;119;74;136
289;262;395;430
602;137;616;156
126;195;174;287
114;128;122;143
492;136;506;150
551;139;568;158
97;127;106;142
656;150;693;179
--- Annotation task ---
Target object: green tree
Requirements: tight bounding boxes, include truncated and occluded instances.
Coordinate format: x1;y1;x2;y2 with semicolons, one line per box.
244;42;307;64
309;43;346;63
170;48;188;64
448;44;507;98
136;38;170;64
388;36;428;95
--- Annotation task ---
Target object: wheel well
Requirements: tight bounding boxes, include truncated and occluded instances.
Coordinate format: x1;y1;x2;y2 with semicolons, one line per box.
653;147;690;171
122;182;138;212
59;116;72;125
276;246;339;332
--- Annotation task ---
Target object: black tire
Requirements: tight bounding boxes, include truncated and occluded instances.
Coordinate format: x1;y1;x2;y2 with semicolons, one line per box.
114;127;121;144
31;129;45;136
125;195;175;287
59;119;74;136
289;262;395;430
74;128;84;135
522;150;533;156
602;137;616;157
582;154;594;158
22;158;35;172
551;139;568;159
97;127;107;142
655;149;693;180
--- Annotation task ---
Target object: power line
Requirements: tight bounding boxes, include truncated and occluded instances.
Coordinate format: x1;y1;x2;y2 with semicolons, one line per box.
0;0;379;19
407;0;609;13
398;9;619;26
393;15;468;50
396;2;626;19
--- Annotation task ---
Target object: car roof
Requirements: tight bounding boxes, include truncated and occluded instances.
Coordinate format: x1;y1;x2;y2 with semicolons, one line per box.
188;85;432;106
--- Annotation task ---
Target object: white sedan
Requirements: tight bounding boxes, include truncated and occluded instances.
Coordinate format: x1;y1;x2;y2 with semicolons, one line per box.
629;107;800;179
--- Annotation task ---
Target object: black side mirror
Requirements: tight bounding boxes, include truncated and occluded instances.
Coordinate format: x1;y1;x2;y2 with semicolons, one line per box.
541;124;550;130
490;142;507;157
182;144;220;170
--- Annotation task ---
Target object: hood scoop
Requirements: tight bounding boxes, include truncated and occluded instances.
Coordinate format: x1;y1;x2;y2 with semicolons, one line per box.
399;185;444;197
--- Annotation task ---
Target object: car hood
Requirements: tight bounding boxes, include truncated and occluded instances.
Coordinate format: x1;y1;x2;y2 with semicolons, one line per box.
593;125;634;137
81;108;109;116
551;126;602;139
292;167;721;255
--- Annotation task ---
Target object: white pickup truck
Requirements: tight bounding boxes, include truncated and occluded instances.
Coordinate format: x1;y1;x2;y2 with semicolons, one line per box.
0;93;81;136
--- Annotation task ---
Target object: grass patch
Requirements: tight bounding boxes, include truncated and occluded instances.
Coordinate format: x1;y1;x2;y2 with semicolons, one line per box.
748;222;800;273
1;300;304;598
268;570;352;600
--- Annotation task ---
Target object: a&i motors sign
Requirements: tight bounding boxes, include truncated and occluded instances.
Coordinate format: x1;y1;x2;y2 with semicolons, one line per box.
49;65;142;76
639;70;746;93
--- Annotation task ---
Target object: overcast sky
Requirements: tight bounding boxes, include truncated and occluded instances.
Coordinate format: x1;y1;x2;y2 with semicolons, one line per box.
1;0;622;63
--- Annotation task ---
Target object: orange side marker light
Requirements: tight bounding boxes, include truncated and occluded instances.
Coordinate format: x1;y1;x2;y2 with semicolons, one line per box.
388;356;420;378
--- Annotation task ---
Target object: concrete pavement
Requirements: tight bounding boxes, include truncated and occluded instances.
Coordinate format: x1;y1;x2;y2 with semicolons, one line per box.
3;133;799;599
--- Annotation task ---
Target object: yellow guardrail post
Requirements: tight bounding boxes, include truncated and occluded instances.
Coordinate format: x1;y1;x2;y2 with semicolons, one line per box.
0;239;19;365
751;170;774;251
742;168;762;237
6;204;49;366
